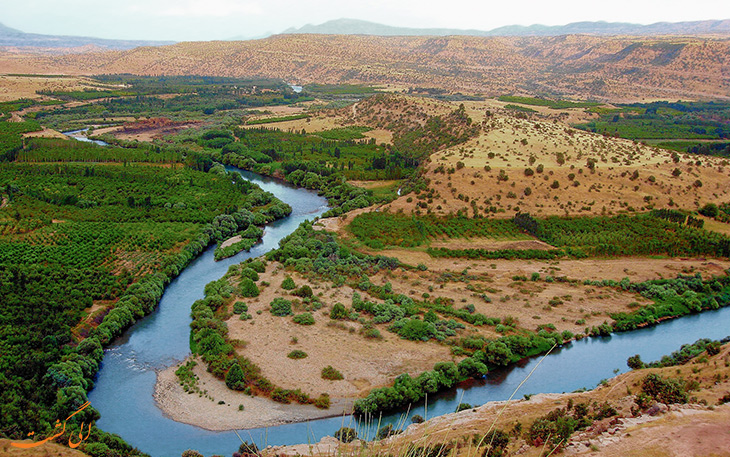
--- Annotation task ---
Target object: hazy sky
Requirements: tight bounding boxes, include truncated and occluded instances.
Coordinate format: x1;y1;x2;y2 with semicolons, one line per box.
2;0;729;41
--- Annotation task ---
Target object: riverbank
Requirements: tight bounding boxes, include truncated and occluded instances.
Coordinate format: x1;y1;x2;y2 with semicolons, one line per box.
154;356;353;431
263;342;730;457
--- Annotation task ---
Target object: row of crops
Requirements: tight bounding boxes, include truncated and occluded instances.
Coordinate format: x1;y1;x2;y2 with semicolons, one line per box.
348;212;530;248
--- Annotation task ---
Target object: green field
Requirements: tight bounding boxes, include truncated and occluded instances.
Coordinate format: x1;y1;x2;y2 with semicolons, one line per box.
348;212;530;249
574;100;730;142
0;118;286;455
499;95;599;109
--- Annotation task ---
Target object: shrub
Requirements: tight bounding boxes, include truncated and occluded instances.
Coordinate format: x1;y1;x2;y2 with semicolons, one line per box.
270;297;293;316
363;328;382;339
476;429;510;457
455;402;473;412
293;312;315;325
706;341;721;356
392;318;437;341
246;259;266;273
287;350;307;359
182;451;204;457
281;276;296;290
293;285;313;297
330;303;349;320
411;414;424;423
376;424;401;440
321;365;344;380
527;408;576;450
240;267;259;281
334;427;358;443
550;180;560;189
627;354;644;369
239;278;259;298
225;363;246;390
237;442;259;457
699;203;719;218
314;393;331;409
641;373;689;404
233;302;248;314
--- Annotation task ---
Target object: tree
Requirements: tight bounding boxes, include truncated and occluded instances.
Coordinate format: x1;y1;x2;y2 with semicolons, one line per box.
627;354;644;370
699;203;719;218
330;303;348;320
239;278;259;297
225;362;246;390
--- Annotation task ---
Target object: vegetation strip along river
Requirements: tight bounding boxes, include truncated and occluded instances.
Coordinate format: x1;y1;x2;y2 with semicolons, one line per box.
88;167;730;457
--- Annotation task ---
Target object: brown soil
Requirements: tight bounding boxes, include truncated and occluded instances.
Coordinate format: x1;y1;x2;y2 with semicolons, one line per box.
154;357;350;431
0;439;90;457
227;265;453;399
0;74;104;102
377;104;730;218
23;128;68;139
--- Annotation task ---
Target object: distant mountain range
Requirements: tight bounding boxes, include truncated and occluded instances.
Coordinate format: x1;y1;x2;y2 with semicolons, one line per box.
283;18;730;37
0;22;174;51
1;17;729;54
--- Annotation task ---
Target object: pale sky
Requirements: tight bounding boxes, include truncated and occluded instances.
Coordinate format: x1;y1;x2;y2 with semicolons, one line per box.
1;0;728;41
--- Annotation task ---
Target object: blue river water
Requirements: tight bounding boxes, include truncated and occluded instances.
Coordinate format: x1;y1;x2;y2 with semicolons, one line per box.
87;167;730;457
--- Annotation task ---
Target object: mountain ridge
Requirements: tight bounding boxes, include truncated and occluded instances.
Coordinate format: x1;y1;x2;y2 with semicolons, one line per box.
3;34;728;103
283;18;730;37
0;22;174;51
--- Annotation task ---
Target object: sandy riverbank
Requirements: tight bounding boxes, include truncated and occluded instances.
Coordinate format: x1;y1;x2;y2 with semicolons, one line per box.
154;356;354;431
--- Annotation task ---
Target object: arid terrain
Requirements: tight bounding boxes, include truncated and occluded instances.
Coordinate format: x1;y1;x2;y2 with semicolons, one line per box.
1;34;729;101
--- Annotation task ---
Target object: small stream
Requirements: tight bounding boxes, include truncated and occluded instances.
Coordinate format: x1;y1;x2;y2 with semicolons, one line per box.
65;128;110;146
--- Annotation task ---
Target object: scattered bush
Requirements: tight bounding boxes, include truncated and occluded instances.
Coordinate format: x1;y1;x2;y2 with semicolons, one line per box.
330;303;349;320
321;365;344;380
281;276;296;290
293;312;315;325
270;297;293;316
641;373;689;404
233;302;248;314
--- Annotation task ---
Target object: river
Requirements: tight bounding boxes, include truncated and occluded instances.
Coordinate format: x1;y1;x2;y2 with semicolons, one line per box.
88;167;730;457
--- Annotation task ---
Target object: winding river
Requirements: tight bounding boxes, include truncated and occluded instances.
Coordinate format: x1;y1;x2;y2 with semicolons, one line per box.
87;166;730;457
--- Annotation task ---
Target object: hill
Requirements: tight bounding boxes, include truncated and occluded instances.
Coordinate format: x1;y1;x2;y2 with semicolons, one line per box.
1;34;728;102
284;18;730;37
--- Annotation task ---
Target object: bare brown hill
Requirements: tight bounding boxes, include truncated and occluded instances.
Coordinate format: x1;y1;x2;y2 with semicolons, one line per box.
2;34;728;102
